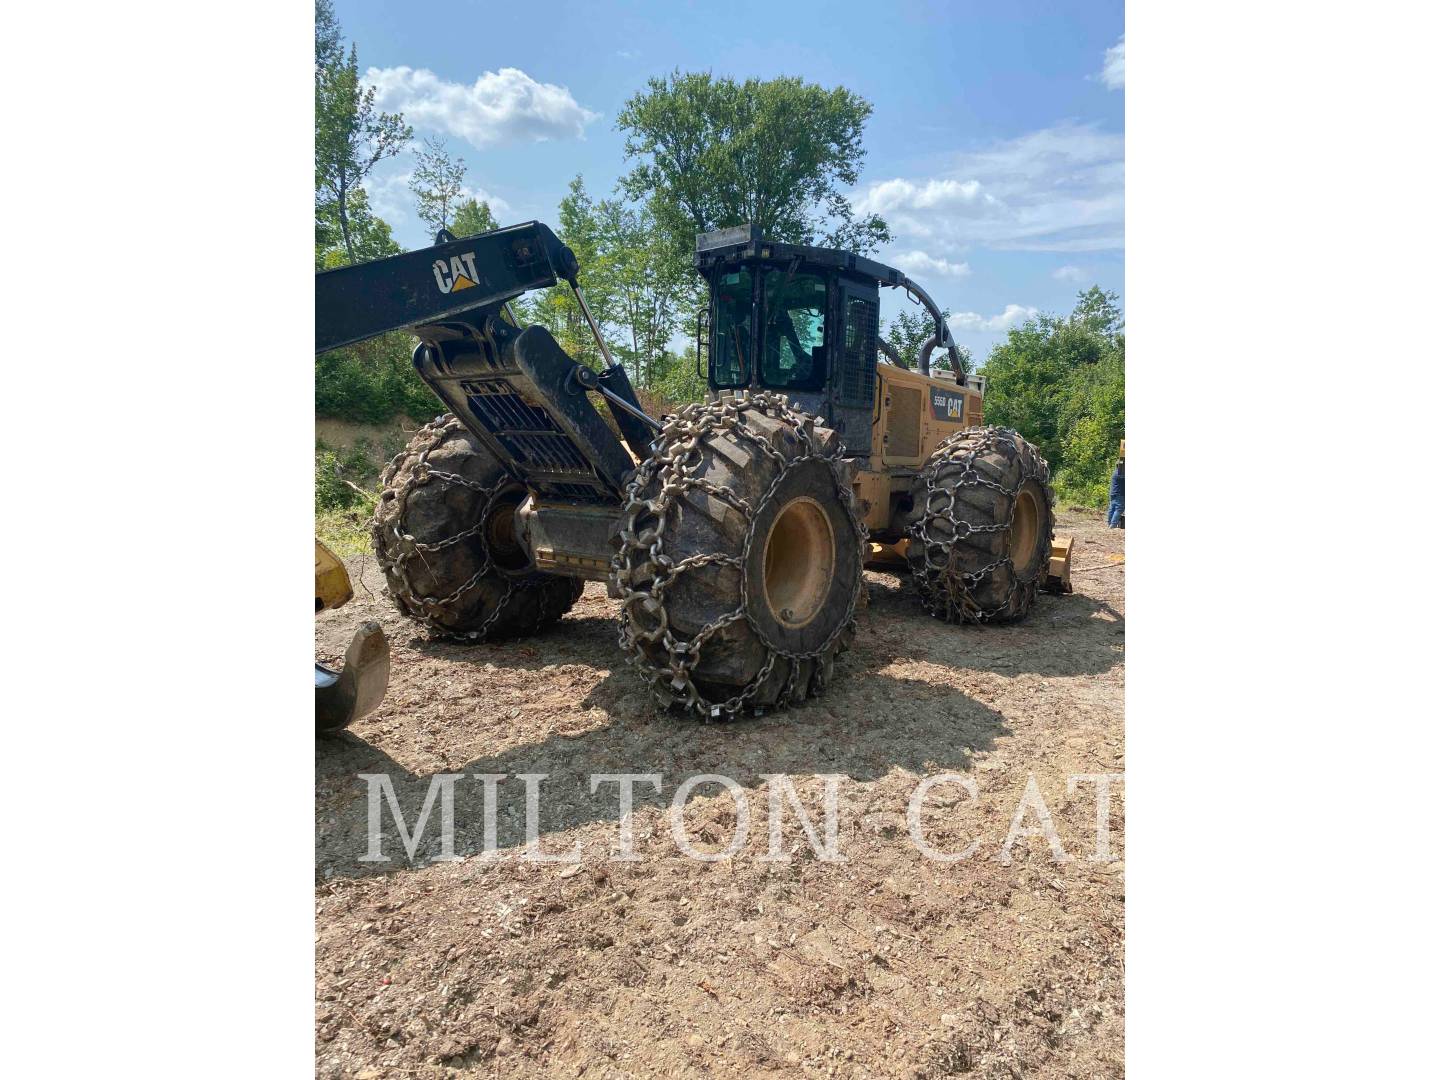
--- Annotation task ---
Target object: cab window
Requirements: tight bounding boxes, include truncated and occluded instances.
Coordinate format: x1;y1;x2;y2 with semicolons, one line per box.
710;270;752;388
761;270;827;391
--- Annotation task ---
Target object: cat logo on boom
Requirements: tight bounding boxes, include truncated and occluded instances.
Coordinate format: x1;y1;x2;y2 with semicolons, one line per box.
433;252;482;295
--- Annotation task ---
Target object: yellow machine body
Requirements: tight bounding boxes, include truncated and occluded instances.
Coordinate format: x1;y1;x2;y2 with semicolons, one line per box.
852;364;983;535
856;365;1073;589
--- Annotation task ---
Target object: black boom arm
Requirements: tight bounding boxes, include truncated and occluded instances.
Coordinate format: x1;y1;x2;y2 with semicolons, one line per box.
314;221;579;354
316;220;659;499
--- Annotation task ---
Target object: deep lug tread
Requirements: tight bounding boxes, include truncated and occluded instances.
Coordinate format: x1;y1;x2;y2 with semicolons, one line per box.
370;415;583;642
904;426;1055;624
610;392;865;718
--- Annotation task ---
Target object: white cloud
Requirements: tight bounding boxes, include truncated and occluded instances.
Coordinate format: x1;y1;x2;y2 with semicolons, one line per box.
858;177;990;212
853;122;1124;253
949;305;1038;333
360;170;414;224
458;184;512;217
1053;265;1085;282
890;250;972;278
1100;36;1125;90
364;66;600;149
616;49;640;60
361;168;513;237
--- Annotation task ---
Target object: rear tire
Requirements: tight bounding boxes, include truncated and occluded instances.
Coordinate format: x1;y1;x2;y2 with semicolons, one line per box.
371;415;584;641
904;427;1054;623
611;392;865;717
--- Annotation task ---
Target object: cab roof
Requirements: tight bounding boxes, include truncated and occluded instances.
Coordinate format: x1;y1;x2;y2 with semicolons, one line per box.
694;223;906;287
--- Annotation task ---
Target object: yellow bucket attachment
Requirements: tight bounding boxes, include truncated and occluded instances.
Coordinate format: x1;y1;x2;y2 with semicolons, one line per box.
864;538;910;570
1044;536;1074;594
315;540;354;612
316;621;390;733
315;539;389;732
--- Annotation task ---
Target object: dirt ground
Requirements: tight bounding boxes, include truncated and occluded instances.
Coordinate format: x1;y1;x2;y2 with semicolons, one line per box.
315;508;1125;1078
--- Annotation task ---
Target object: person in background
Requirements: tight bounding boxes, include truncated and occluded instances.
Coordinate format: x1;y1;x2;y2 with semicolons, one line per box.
1108;442;1126;528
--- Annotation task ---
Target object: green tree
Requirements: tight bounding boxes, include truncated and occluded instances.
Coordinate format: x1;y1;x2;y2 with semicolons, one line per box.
316;332;439;423
1071;285;1124;337
316;187;400;269
650;345;708;407
452;197;499;236
523;176;625;369
315;0;343;70
602;199;695;386
314;191;427;422
517;178;697;392
1055;341;1125;502
982;318;1069;465
884;307;971;376
315;10;411;265
409;136;467;237
313;1;439;471
616;72;890;261
981;288;1125;506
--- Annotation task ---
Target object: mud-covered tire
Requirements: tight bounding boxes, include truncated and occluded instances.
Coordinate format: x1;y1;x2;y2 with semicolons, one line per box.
904;426;1055;623
371;415;584;641
611;392;865;717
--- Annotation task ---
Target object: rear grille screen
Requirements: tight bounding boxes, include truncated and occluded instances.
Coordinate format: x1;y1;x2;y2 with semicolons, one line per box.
462;381;593;480
840;298;878;407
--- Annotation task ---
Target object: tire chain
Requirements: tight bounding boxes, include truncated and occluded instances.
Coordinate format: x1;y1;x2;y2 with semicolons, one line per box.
371;414;527;643
905;426;1052;624
610;391;867;719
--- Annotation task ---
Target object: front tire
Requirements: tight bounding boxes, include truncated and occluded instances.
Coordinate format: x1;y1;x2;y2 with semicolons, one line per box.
611;392;864;717
371;415;583;642
904;427;1055;623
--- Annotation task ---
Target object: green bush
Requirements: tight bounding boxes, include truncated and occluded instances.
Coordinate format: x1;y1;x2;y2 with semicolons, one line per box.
314;440;382;513
647;346;708;408
316;332;440;423
315;448;356;512
316;506;374;557
981;287;1124;509
1053;348;1125;506
315;437;393;555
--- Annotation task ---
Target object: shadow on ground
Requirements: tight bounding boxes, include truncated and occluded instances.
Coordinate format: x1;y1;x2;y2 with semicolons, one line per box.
400;574;1124;682
316;642;1011;880
316;563;1121;881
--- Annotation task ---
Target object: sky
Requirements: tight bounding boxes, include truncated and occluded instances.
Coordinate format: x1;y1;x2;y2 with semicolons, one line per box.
335;0;1124;363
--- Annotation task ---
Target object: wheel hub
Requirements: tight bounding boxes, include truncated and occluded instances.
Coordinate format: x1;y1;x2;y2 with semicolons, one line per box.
762;496;836;629
1010;485;1041;570
483;488;531;573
